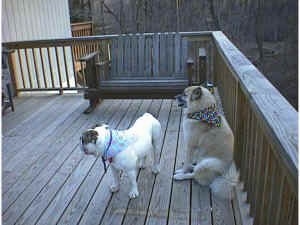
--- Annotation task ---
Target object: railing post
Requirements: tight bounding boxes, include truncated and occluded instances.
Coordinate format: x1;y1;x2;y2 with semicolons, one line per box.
5;49;18;96
186;58;194;86
199;48;207;84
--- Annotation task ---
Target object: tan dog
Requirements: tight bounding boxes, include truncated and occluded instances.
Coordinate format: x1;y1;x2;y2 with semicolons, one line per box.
174;86;238;199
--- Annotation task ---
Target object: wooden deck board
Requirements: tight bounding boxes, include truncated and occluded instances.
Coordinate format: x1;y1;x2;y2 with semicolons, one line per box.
2;96;85;193
94;99;148;225
121;99;164;225
168;129;191;225
145;101;181;225
2;95;59;134
3;95;82;162
2;101;88;210
3;99;121;225
2;95;237;225
77;99;143;225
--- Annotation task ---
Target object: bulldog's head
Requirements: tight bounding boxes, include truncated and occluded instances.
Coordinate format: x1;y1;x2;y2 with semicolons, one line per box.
80;123;109;156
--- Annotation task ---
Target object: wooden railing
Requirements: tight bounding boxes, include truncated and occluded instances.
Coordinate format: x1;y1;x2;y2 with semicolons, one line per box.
71;21;93;37
212;31;298;225
3;37;111;93
2;32;213;94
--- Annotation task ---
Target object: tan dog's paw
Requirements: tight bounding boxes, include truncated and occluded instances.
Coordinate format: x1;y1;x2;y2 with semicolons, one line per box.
128;189;139;199
173;173;186;180
174;168;185;174
173;172;194;180
110;184;120;193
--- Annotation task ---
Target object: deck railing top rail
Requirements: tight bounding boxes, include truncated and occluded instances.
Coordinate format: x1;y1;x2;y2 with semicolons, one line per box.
2;31;213;49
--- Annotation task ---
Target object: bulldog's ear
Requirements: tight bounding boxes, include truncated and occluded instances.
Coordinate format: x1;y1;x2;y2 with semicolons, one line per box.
191;87;202;101
102;124;109;129
89;130;99;137
91;122;109;129
91;123;102;129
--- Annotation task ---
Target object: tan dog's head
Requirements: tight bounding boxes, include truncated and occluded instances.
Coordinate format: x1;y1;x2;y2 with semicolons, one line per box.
80;123;109;156
175;86;216;113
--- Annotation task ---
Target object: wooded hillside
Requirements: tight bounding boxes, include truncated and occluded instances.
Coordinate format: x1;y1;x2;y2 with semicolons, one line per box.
69;0;298;109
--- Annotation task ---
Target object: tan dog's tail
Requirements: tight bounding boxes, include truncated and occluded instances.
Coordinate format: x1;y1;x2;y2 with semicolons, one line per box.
210;162;239;199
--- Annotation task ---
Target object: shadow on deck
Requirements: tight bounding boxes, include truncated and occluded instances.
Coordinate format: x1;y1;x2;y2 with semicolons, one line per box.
2;94;237;225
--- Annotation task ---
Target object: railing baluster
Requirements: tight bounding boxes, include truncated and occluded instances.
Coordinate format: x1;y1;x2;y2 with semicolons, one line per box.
25;48;33;88
7;51;18;95
62;46;70;88
55;46;63;94
251;124;263;215
47;47;55;88
70;43;78;88
32;48;41;89
39;48;48;88
17;49;26;88
80;61;86;87
246;112;255;205
268;161;284;225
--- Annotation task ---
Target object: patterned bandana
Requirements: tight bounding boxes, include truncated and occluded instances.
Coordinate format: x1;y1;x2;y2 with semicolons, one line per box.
187;105;222;128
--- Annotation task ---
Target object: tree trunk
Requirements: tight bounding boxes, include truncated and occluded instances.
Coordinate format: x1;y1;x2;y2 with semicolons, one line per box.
100;0;106;34
135;0;142;32
176;0;180;32
255;0;264;65
208;0;220;30
120;0;125;33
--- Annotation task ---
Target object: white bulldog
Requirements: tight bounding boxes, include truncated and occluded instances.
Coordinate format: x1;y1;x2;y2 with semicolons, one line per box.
80;113;161;198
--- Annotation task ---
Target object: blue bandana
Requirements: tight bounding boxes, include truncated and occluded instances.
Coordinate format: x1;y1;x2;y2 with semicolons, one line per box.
101;130;135;172
103;130;133;160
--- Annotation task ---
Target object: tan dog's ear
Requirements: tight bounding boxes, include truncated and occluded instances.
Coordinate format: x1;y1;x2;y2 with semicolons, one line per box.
190;86;202;101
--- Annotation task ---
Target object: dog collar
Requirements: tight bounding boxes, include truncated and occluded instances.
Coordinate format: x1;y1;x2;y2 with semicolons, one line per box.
101;129;113;172
187;105;221;128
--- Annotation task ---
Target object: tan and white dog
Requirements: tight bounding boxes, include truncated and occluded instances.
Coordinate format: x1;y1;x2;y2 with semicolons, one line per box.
80;113;161;198
174;86;238;199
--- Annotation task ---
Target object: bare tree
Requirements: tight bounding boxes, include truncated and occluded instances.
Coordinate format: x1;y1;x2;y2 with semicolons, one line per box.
208;0;220;30
176;0;180;32
103;2;121;26
119;0;126;33
255;0;264;64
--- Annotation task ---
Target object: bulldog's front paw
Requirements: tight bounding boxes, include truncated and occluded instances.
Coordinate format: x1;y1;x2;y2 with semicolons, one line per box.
151;165;160;174
138;158;146;169
110;184;120;193
128;189;139;199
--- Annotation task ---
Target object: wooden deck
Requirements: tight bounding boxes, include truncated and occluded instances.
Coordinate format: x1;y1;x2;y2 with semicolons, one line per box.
2;94;237;225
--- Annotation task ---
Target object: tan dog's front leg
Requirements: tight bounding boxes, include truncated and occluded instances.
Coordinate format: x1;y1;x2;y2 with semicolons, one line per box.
174;145;194;175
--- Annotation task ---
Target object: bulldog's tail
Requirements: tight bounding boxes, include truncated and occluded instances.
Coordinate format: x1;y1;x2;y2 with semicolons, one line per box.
210;163;239;199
